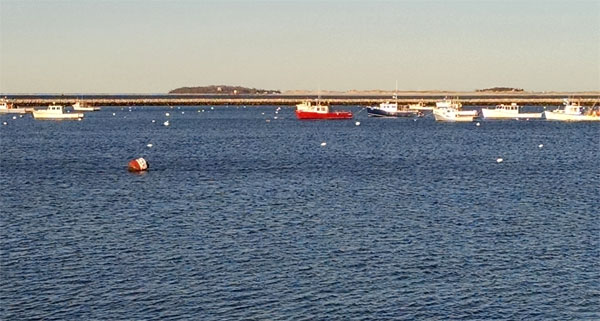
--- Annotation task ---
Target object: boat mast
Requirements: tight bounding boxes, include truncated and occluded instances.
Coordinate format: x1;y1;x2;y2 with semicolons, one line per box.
394;80;398;104
317;85;321;105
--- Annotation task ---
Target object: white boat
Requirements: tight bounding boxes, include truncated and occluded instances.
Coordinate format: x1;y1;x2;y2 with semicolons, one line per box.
544;100;600;121
0;99;28;114
436;98;462;109
32;104;84;120
408;100;434;111
436;98;478;117
72;101;100;111
433;106;475;122
481;103;542;119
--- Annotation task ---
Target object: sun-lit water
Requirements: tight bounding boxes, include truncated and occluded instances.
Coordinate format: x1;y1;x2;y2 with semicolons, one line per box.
1;105;598;320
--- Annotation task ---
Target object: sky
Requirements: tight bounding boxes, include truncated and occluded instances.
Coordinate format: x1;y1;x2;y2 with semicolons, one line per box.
0;0;598;93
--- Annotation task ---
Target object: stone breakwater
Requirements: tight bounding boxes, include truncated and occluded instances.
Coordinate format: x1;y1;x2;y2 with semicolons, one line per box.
6;93;600;106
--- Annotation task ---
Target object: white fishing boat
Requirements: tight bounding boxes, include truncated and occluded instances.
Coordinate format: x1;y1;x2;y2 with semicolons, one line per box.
72;101;100;111
32;104;84;120
436;98;462;109
544;99;600;121
436;98;478;117
408;100;434;111
481;103;542;119
433;106;475;122
0;98;28;114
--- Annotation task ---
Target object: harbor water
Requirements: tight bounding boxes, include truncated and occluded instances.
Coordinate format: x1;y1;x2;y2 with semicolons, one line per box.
1;106;598;320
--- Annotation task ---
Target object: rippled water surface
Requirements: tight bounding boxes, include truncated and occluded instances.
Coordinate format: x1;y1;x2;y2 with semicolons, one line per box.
1;106;598;320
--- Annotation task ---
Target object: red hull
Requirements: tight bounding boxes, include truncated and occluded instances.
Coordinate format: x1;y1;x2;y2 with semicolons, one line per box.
295;110;353;120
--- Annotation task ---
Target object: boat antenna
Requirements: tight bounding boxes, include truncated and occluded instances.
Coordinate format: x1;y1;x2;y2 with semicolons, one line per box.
317;85;321;104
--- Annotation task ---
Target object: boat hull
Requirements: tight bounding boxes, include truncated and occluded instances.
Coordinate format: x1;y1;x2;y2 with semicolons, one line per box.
481;109;542;119
433;108;474;122
295;110;353;120
32;111;84;120
73;107;100;111
0;108;28;114
366;107;421;118
408;105;434;111
456;109;479;117
544;111;600;121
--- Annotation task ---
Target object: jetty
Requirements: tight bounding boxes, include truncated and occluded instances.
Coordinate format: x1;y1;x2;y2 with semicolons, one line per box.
4;92;599;107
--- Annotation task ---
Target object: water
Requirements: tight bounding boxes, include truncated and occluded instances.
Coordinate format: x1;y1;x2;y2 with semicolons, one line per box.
1;106;598;320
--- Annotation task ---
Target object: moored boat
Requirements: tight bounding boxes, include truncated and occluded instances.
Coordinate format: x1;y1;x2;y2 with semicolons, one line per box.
408;100;434;111
367;84;423;117
32;104;84;120
544;99;600;121
0;98;28;114
433;108;475;122
367;101;423;117
436;98;478;117
72;101;100;111
433;101;475;122
295;101;352;120
481;103;542;119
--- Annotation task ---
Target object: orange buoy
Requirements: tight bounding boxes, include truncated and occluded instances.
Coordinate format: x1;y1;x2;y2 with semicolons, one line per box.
128;158;148;172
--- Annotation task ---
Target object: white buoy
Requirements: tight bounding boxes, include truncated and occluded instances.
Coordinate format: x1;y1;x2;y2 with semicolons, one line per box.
266;119;271;123
476;122;481;126
165;112;170;117
163;121;170;126
538;144;544;148
355;121;361;126
211;107;214;110
261;112;265;115
321;142;327;147
274;116;278;120
496;158;503;163
181;111;185;114
147;143;153;148
12;116;16;120
78;118;82;121
151;119;156;123
2;121;7;125
112;112;116;116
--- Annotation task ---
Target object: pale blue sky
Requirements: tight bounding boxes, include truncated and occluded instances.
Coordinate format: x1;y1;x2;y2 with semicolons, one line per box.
1;0;598;93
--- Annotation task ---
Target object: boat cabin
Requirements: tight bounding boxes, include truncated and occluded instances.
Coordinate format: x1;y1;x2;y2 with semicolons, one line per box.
496;103;520;112
436;99;462;109
296;101;330;113
564;104;582;115
378;102;399;112
47;105;65;113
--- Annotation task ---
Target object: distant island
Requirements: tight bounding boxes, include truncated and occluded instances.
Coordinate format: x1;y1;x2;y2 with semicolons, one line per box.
476;87;524;92
169;85;281;95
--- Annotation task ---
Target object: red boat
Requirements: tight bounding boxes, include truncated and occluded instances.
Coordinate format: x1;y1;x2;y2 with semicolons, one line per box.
295;101;353;120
